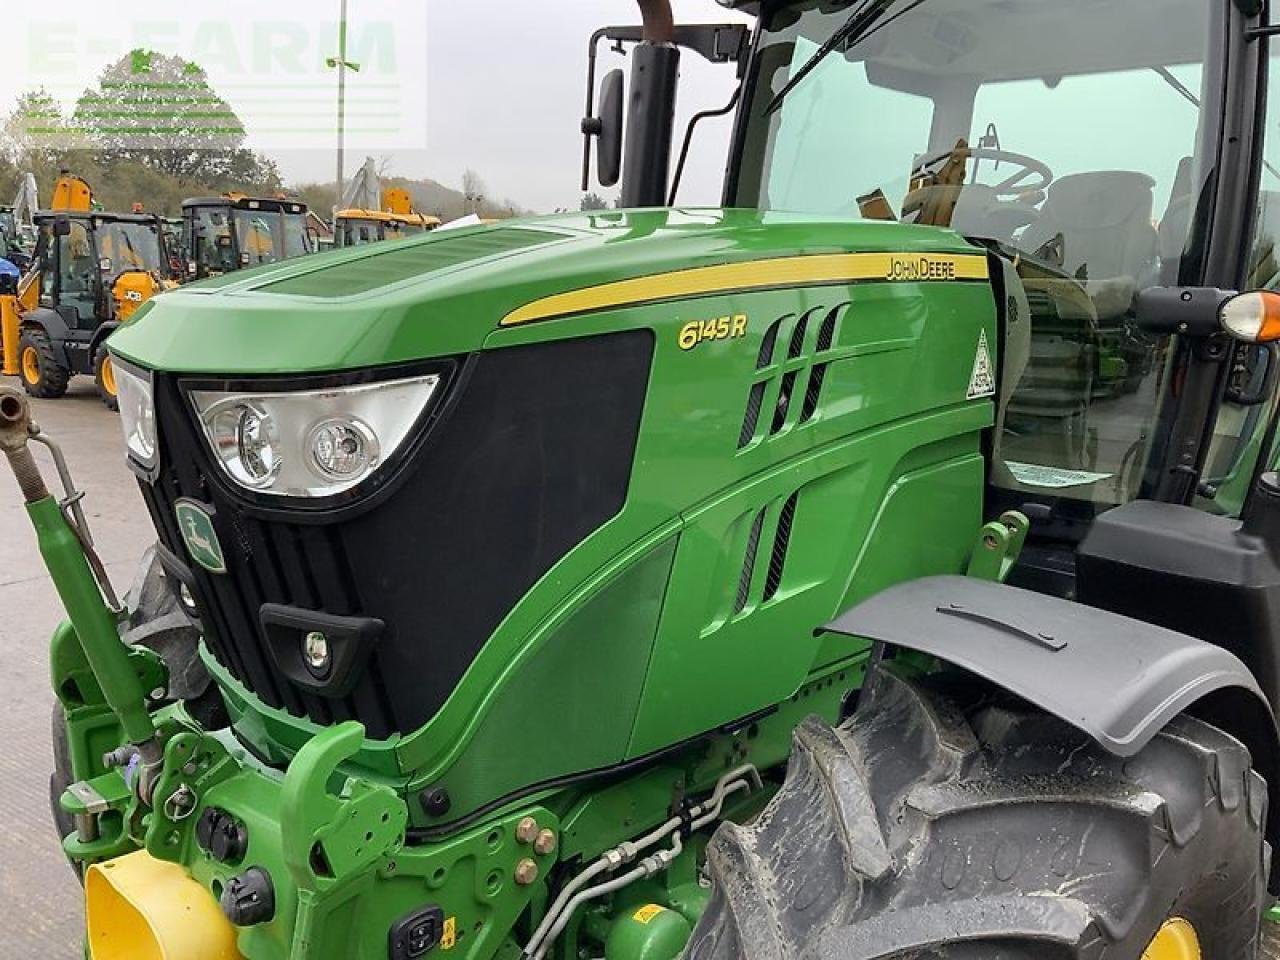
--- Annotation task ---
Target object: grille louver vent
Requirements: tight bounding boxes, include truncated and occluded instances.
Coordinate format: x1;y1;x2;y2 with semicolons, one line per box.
757;319;782;369
739;382;767;448
738;303;847;450
763;492;799;602
735;509;766;614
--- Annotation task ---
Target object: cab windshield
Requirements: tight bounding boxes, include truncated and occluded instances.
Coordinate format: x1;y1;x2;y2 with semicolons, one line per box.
96;221;163;276
234;209;312;265
192;207;236;274
339;217;426;246
735;0;1221;511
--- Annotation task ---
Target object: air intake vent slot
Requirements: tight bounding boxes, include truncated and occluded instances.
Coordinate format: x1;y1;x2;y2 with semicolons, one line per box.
763;493;798;602
787;316;808;359
757;319;782;369
799;364;828;423
771;372;797;435
817;306;840;351
735;509;766;614
739;382;767;449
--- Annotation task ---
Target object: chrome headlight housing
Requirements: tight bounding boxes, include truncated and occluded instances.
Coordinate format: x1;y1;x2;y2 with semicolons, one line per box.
114;358;158;469
189;373;441;498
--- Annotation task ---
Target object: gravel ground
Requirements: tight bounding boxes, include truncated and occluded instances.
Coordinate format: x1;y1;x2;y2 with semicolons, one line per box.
2;374;1280;959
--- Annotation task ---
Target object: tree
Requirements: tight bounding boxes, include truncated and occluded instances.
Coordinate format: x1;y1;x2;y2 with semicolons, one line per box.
3;89;69;166
579;192;609;211
72;49;275;187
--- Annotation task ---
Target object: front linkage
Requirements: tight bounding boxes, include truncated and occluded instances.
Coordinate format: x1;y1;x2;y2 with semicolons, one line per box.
0;388;544;959
3;381;786;960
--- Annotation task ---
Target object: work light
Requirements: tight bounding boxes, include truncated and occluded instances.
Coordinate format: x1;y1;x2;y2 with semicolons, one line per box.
189;374;439;498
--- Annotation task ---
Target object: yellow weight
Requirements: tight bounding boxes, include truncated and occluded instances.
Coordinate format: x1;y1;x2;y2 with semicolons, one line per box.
85;850;243;960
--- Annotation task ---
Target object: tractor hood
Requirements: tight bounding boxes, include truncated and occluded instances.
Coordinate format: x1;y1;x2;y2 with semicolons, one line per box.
108;208;980;374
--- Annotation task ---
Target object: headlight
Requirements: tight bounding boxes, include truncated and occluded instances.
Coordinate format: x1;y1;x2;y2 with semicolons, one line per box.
114;359;158;469
189;373;440;497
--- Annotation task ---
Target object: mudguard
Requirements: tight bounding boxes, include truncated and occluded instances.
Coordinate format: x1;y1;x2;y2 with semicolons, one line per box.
22;305;70;342
825;574;1275;759
90;320;120;353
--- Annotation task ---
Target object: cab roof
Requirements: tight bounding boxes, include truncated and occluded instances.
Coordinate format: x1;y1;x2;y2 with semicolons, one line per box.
182;196;307;215
33;210;161;225
336;208;441;226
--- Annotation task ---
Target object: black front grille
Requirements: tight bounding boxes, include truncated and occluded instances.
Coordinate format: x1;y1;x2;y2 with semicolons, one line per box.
142;331;654;739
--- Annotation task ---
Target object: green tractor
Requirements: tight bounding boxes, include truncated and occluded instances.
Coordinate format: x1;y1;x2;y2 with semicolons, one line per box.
9;0;1280;957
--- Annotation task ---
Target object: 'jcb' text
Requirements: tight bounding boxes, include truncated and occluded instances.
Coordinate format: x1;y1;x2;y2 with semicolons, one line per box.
679;314;748;351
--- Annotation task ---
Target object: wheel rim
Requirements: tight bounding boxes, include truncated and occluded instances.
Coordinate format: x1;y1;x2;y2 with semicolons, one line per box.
21;345;40;384
101;355;117;396
1142;918;1201;960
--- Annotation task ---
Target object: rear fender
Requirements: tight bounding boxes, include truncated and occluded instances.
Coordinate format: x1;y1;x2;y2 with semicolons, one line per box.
90;321;120;355
825;574;1280;890
21;306;70;342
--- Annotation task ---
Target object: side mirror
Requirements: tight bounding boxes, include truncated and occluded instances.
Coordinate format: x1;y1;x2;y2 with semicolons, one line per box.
53;215;71;238
582;69;625;189
596;69;624;188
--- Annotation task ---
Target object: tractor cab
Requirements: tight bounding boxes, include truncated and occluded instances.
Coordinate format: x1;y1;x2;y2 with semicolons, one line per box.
335;185;441;247
632;0;1278;584
180;195;313;280
334;209;441;247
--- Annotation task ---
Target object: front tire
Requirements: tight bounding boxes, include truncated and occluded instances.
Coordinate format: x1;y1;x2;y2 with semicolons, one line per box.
687;667;1267;959
94;346;119;411
18;328;69;399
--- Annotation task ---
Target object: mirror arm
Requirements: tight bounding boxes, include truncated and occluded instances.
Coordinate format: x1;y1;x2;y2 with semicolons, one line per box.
668;86;741;206
1133;286;1234;337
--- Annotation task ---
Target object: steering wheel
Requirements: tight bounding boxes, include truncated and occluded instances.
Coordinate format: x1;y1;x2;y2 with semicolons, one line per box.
914;147;1054;197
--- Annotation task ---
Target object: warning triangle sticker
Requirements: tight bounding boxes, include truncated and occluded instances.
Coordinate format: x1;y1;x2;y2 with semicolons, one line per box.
967;329;996;400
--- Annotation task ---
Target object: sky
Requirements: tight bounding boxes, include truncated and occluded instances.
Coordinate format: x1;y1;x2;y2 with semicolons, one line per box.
3;1;753;212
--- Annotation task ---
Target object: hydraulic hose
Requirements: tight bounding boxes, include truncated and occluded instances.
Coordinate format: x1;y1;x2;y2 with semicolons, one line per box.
521;765;761;960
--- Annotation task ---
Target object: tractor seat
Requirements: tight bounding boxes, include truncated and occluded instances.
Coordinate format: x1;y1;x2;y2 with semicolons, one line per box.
1020;171;1159;288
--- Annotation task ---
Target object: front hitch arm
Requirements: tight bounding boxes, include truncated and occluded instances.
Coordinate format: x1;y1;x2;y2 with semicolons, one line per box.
0;387;162;791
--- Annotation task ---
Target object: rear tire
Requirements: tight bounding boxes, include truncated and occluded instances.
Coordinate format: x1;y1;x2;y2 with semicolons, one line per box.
18;327;69;399
49;702;82;881
687;667;1268;959
93;346;118;411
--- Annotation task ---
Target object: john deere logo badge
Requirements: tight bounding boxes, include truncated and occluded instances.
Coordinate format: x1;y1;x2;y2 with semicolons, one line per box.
175;499;226;574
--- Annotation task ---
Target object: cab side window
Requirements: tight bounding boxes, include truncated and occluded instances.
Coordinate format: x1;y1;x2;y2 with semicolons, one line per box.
56;222;99;324
35;224;55;306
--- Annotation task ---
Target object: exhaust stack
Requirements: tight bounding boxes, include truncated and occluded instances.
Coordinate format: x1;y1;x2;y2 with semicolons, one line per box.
621;0;680;207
